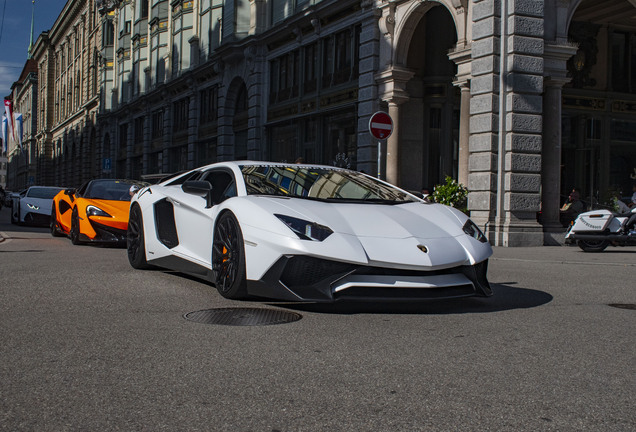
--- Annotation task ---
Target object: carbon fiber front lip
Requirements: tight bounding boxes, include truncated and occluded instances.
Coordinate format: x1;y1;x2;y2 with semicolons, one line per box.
86;219;128;243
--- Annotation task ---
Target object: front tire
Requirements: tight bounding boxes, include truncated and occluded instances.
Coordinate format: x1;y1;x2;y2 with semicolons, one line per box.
50;205;64;237
70;208;84;245
212;212;248;300
577;239;609;252
127;204;153;269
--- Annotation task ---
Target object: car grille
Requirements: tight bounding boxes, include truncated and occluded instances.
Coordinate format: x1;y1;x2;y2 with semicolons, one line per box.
89;220;128;242
280;256;354;288
24;212;50;225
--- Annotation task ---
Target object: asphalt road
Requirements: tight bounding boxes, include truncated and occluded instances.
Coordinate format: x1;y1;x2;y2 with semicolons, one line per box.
1;207;635;431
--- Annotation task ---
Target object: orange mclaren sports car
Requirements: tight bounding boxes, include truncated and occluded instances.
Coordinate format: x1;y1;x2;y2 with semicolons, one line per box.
51;179;149;245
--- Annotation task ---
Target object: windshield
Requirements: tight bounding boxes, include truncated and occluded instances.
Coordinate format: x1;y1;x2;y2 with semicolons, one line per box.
27;187;64;199
84;180;150;201
241;165;419;203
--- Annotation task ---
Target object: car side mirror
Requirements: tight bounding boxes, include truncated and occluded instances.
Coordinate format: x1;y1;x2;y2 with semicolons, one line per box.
182;181;214;208
64;188;76;202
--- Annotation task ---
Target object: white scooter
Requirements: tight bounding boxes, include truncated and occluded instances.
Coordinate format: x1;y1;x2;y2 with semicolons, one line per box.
565;206;636;252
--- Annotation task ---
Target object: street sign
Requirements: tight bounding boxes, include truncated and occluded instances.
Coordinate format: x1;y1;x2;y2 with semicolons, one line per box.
103;158;111;174
369;111;393;140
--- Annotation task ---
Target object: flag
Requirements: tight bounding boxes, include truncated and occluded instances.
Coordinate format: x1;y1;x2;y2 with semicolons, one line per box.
14;113;23;152
4;99;15;143
1;114;7;153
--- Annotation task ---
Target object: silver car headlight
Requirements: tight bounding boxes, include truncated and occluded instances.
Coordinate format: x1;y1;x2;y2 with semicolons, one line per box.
26;203;40;210
463;219;488;243
275;214;333;242
86;205;112;218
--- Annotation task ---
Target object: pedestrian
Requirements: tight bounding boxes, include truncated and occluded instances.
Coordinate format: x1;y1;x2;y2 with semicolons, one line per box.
0;185;5;211
295;157;305;164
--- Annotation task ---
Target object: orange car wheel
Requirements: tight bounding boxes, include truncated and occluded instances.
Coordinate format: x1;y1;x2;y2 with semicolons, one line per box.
50;205;64;237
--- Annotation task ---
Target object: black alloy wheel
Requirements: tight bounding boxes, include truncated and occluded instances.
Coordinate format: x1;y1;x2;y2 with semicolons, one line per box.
70;208;84;245
50;205;64;237
127;204;153;269
212;212;248;299
577;239;609;252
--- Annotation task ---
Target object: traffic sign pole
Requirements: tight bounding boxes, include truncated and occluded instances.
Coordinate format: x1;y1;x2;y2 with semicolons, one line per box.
368;111;394;179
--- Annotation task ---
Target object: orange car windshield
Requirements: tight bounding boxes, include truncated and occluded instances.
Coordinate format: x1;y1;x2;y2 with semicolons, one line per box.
84;180;147;201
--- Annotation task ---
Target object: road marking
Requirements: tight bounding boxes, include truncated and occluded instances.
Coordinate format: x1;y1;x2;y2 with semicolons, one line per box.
492;257;636;267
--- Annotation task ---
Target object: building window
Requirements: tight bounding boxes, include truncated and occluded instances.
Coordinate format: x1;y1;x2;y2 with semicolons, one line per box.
304;43;318;94
103;19;115;46
173;98;190;133
197;138;217;166
134;116;145;143
119;123;129;159
269;50;299;104
322;109;357;170
200;86;218;125
170;145;188;172
152;109;164;139
141;0;149;19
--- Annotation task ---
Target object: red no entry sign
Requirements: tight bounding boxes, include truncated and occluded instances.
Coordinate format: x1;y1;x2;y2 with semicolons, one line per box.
369;111;393;140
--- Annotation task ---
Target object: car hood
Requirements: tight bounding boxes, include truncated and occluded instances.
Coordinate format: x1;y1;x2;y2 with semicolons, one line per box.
250;197;464;239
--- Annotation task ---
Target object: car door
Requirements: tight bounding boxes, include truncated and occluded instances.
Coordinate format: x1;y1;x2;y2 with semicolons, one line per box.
169;168;238;267
58;183;87;232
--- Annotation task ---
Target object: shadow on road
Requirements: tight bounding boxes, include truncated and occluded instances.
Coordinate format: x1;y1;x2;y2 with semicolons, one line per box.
267;283;553;315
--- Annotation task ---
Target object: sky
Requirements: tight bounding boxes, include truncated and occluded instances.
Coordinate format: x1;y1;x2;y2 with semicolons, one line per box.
0;0;69;99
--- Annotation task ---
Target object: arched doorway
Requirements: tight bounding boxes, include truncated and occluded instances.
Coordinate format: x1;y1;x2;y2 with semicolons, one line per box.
388;3;460;191
222;77;249;161
562;0;636;211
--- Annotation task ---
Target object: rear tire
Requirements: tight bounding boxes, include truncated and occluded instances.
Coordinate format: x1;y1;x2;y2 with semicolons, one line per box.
577;239;609;252
127;204;154;269
50;205;64;237
212;212;248;300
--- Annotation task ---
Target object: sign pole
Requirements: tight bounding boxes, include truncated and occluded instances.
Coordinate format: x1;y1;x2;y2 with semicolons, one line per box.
368;111;394;181
377;140;381;179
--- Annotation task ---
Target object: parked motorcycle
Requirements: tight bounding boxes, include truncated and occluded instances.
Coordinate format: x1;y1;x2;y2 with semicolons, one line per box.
565;207;636;252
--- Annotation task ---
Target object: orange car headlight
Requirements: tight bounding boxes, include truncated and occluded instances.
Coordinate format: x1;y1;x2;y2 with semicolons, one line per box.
86;205;112;218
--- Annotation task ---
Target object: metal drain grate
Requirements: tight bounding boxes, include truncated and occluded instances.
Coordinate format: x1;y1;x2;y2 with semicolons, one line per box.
608;303;636;310
184;307;302;326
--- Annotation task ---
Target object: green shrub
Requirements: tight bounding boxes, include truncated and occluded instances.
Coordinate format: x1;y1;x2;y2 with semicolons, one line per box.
431;176;468;214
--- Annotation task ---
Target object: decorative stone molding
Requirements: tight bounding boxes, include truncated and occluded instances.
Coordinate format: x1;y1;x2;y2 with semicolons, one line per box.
375;66;415;103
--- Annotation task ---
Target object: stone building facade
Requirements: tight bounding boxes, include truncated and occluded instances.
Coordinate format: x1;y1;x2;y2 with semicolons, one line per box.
5;60;39;189
7;0;636;246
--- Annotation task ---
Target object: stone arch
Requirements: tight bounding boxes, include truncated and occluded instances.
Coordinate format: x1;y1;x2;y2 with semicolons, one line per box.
223;76;249;160
393;0;464;67
566;0;587;33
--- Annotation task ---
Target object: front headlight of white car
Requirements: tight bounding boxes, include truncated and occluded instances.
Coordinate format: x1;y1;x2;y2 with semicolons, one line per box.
86;205;112;218
463;219;488;243
275;214;333;242
26;203;40;210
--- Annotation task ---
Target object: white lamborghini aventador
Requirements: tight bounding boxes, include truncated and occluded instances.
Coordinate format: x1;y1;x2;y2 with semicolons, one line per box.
127;162;493;302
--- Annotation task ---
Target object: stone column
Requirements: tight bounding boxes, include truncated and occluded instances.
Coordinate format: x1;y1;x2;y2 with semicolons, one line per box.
542;78;568;241
375;67;414;185
458;83;471;187
386;100;403;186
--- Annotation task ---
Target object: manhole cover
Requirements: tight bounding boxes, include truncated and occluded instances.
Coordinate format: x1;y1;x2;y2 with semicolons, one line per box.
608;303;636;310
184;307;302;326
